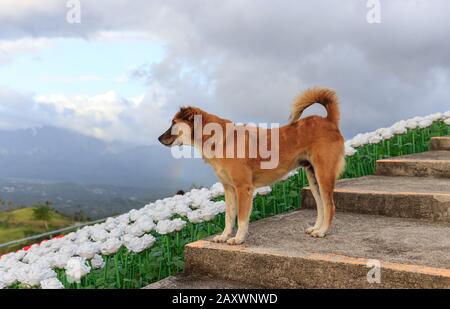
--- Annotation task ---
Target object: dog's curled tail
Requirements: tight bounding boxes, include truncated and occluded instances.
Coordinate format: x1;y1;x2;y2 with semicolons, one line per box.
288;87;340;127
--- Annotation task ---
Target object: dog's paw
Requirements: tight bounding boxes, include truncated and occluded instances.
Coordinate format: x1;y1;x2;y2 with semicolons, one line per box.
310;230;326;238
226;236;245;245
212;234;231;243
305;226;317;234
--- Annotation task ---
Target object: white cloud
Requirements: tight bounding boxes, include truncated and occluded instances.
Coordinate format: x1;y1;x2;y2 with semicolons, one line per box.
0;85;173;144
0;0;61;19
0;38;51;64
1;0;450;141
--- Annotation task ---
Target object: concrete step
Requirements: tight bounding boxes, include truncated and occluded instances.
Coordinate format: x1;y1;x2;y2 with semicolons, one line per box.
431;136;450;151
375;151;450;178
144;274;264;289
183;210;450;288
302;175;450;222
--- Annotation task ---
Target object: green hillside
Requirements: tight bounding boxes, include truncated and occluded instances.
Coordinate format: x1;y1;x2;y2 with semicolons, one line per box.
0;207;74;245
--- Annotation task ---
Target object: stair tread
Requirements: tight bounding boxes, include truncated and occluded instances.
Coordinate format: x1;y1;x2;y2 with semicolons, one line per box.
189;210;450;270
144;274;262;289
331;175;450;195
377;150;450;162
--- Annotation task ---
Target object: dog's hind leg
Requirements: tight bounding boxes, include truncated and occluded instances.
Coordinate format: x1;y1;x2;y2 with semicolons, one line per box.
227;183;254;245
212;185;237;243
304;166;324;235
310;167;336;238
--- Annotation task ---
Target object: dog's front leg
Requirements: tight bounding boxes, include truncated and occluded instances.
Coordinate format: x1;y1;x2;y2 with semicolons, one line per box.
227;184;254;245
212;185;236;243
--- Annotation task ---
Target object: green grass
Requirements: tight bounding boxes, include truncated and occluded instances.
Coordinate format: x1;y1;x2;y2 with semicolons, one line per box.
0;207;74;252
343;120;449;179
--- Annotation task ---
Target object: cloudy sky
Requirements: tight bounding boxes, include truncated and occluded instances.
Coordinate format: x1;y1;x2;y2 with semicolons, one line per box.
0;0;449;145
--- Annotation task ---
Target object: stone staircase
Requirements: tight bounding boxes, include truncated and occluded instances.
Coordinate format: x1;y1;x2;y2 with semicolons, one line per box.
145;137;450;289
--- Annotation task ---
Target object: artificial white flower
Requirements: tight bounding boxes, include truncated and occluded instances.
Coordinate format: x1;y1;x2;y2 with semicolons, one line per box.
128;209;140;222
90;228;110;242
18;265;56;287
100;238;122;255
173;203;192;217
0;270;16;288
90;254;105;269
125;224;145;237
124;234;156;253
51;253;72;269
155;219;176;235
109;226;126;238
405;119;418;129
76;242;100;259
368;134;382;144
418;119;433;128
40;277;64;289
391;121;407;134
255;186;272;195
65;257;91;283
345;145;356;156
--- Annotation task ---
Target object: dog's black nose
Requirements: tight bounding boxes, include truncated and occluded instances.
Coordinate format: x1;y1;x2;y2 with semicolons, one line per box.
158;135;163;143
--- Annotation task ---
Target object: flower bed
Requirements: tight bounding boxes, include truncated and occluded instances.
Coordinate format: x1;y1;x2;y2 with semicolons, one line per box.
1;111;449;289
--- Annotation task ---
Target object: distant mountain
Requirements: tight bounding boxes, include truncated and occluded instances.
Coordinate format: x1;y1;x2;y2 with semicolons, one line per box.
0;126;216;218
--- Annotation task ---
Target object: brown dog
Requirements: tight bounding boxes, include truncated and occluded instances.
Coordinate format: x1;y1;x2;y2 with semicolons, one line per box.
159;87;345;244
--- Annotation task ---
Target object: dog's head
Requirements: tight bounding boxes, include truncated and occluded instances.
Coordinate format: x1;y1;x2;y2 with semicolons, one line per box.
158;106;202;147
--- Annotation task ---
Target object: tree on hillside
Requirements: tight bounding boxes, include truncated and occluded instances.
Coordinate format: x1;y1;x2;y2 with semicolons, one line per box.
32;204;52;230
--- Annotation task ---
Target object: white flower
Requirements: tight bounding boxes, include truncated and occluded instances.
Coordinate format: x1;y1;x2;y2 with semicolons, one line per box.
171;218;187;231
104;217;118;231
405;119;418;129
255;186;272;195
17;265;56;287
51;253;72;269
135;217;156;233
0;270;16;288
368;134;382;144
391;121;407;134
128;209;140;222
22;252;41;264
443;111;450;118
65;232;77;241
155;219;176;235
173;204;192;217
427;113;442;121
90;228;110;242
124;234;156;253
109;226;126;238
125;223;145;237
345;145;356;156
100;238;122;255
65;257;91;283
76;242;100;259
378;128;394;140
40;277;64;289
148;208;173;221
90;254;105;269
445;118;450;125
210;183;224;196
58;242;78;256
418;119;432;128
155;218;187;234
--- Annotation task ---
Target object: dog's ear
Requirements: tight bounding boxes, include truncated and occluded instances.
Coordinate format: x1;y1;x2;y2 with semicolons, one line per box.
178;106;197;122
